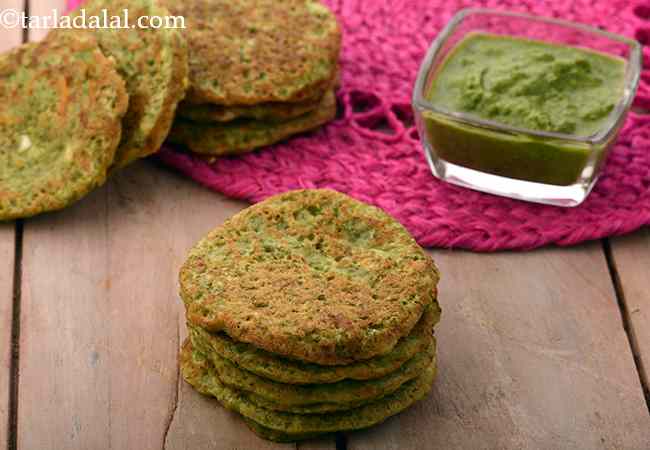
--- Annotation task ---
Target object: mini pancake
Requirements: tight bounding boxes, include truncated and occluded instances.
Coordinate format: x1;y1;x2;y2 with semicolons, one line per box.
208;346;435;414
0;29;128;221
180;189;440;365
242;418;323;443
75;0;189;169
168;90;336;156
176;71;340;123
181;340;437;438
160;0;341;105
190;331;435;412
187;304;440;385
243;390;375;415
176;96;322;123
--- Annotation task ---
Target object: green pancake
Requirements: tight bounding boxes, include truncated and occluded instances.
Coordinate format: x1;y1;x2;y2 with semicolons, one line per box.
176;96;321;123
243;389;376;415
160;0;340;106
180;189;440;365
218;347;435;413
0;29;128;221
181;340;437;439
169;90;336;156
73;0;189;169
190;329;435;412
188;304;440;385
242;418;324;443
176;71;339;123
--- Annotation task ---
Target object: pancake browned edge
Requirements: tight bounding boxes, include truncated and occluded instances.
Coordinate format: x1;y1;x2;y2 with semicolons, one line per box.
75;0;189;169
176;94;323;123
180;189;440;365
0;29;128;221
160;0;341;105
181;339;437;440
242;418;324;443
176;70;340;123
168;90;336;156
190;329;435;413
187;303;440;385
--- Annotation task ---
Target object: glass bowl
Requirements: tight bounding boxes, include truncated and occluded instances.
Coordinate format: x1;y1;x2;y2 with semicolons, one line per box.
412;8;641;207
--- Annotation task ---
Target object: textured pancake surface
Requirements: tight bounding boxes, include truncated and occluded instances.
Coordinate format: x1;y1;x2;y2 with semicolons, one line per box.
169;90;336;156
0;29;128;220
188;304;440;385
160;0;340;105
76;0;188;169
190;329;435;412
181;189;439;365
181;340;436;437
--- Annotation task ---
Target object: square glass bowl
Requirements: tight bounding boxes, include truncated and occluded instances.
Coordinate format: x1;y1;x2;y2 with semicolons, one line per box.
412;9;641;207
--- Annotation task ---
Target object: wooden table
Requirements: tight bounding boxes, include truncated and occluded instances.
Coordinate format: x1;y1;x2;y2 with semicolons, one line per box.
1;2;649;449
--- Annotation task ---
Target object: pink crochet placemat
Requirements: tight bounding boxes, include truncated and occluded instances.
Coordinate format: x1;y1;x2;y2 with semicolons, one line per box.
69;0;650;251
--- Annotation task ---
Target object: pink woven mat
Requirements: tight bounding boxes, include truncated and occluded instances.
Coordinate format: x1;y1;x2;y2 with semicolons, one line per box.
70;0;650;251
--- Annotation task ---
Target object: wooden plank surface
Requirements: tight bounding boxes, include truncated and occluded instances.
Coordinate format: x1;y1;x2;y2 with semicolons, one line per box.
10;2;334;448
610;230;650;404
0;223;15;450
7;0;650;448
0;0;24;447
11;164;650;450
348;245;650;450
12;164;650;450
16;163;248;450
164;327;296;450
17;185;112;450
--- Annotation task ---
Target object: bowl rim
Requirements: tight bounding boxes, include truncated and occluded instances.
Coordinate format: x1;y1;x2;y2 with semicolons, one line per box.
412;7;642;145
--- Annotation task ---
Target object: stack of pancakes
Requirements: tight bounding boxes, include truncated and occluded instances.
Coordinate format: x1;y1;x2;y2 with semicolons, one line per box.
71;0;189;170
163;0;341;158
179;189;441;441
0;0;188;220
0;0;341;221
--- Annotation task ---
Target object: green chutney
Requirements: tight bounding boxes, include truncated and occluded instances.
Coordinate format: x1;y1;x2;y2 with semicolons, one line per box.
423;32;626;186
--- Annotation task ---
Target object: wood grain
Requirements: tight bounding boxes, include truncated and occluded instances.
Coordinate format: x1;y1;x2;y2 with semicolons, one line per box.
16;163;248;450
610;230;650;403
12;2;334;446
0;223;15;450
0;0;24;447
18;185;111;450
164;369;295;450
6;1;649;450
348;245;650;450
